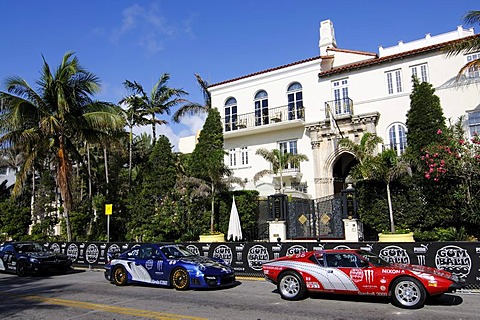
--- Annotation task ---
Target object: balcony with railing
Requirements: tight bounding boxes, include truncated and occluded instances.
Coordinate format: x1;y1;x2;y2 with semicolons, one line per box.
324;98;354;118
222;104;305;137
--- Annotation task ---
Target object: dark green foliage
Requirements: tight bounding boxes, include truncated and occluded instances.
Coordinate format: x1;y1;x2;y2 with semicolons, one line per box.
0;198;31;241
356;177;424;240
406;78;447;160
188;108;226;182
125;135;177;241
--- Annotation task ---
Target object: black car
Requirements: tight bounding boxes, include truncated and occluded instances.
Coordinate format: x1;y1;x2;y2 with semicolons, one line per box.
0;242;72;276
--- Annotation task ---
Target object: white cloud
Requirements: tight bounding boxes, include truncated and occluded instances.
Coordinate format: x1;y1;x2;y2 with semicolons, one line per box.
108;2;177;54
131;114;205;152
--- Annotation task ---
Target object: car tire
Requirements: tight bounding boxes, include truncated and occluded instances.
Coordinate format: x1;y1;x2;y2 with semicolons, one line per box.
112;265;128;286
172;268;190;290
277;271;307;300
391;276;426;309
16;260;28;277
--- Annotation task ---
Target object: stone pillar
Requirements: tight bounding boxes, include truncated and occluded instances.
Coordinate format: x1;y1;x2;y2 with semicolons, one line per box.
343;218;362;242
268;221;287;242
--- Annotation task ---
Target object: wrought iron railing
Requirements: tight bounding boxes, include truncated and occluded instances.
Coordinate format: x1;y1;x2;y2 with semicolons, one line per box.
222;104;305;132
324;98;354;118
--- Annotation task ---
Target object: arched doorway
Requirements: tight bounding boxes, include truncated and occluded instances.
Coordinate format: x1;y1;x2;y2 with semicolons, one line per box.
332;153;357;195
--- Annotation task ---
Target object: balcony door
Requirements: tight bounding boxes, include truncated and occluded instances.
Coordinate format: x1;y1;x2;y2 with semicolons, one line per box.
331;79;350;115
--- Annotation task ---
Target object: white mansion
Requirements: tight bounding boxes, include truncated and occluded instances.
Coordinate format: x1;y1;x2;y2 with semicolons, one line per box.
179;20;480;200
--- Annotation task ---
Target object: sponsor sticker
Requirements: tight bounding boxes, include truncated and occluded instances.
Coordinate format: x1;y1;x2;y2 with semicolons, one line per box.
364;269;374;283
349;268;364;282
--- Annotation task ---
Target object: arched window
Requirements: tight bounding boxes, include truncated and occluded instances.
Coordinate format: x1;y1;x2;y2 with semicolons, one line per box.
387;123;407;155
224;97;237;132
254;90;269;126
287;82;304;120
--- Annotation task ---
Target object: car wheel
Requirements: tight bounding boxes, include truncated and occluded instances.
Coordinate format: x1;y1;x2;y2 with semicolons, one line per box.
16;260;28;277
172;268;189;290
112;265;128;286
391;276;426;309
277;271;307;300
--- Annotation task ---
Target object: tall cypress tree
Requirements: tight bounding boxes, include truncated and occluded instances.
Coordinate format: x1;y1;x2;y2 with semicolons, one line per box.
405;77;447;160
189;108;229;233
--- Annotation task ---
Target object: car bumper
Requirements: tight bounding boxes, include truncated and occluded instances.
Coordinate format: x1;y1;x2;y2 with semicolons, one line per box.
447;281;465;293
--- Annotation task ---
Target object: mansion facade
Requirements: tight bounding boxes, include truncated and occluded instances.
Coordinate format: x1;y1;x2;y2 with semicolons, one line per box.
180;20;480;200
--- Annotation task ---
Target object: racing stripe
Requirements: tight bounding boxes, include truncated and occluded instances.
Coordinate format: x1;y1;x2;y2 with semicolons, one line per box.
267;261;358;291
112;259;152;283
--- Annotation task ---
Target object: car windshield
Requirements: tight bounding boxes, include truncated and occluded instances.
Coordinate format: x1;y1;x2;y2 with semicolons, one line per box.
15;243;47;253
160;245;196;259
358;251;391;267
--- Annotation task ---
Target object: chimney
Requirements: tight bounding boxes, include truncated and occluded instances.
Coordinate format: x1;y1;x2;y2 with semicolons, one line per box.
319;19;337;56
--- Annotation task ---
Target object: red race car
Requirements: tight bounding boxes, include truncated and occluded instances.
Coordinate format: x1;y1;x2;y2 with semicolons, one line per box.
262;249;464;309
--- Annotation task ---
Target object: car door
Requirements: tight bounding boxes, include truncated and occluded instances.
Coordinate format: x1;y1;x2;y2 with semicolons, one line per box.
323;253;361;293
135;245;169;286
325;253;379;295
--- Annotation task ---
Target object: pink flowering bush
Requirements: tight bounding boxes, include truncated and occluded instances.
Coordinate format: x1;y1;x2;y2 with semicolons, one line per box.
422;127;480;183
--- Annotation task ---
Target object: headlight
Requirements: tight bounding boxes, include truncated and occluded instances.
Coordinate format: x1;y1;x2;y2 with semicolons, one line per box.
198;264;206;271
29;257;39;263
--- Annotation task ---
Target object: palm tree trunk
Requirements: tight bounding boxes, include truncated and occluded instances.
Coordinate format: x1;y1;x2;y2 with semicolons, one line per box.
386;182;395;233
87;142;92;199
210;183;215;233
128;125;133;189
151;112;156;144
104;147;109;185
57;137;73;242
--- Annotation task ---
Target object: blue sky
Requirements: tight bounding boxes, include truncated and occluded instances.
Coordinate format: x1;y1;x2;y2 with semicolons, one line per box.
0;1;475;150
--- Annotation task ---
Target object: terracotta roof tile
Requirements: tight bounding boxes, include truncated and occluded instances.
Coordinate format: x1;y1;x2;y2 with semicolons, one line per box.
326;47;377;56
319;34;480;77
209;56;323;88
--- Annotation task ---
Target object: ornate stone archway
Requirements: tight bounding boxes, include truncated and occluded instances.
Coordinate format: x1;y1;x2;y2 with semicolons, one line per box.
305;112;379;198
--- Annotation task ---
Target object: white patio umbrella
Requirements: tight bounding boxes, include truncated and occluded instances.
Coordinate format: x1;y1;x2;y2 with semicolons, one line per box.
227;196;243;241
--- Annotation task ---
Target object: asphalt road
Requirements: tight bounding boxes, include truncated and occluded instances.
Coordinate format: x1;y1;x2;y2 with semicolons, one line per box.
0;268;478;320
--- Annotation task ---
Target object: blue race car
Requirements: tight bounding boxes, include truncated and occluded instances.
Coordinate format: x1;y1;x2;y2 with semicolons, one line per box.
104;243;235;290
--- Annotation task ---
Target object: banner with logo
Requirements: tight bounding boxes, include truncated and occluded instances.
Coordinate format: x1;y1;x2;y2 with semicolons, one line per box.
46;241;480;288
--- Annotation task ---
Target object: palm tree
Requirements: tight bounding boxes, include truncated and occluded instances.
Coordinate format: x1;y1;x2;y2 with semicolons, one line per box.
340;134;411;233
122;73;186;143
172;73;212;122
446;11;480;77
372;149;412;233
254;148;308;193
0;52;125;241
339;132;383;180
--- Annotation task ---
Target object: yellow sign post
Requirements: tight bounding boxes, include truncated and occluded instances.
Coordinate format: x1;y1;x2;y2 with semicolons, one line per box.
105;204;112;242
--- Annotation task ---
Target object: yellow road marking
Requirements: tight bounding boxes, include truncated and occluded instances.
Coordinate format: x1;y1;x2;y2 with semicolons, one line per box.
1;291;208;320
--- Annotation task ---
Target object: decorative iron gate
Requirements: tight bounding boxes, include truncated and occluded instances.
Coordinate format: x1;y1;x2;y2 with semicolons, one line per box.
286;194;345;239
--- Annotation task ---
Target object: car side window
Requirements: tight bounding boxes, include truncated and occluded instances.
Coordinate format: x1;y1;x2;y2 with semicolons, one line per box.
2;244;14;253
325;253;359;268
140;246;154;259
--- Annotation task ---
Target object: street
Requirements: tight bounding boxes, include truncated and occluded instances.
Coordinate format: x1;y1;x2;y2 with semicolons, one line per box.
0;268;478;320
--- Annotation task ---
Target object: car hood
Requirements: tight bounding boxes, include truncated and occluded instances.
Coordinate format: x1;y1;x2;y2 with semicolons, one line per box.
179;256;232;272
392;263;456;280
25;252;69;260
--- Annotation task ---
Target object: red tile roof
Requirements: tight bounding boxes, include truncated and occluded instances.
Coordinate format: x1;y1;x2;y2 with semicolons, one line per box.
326;47;377;56
209;56;324;88
208;34;479;87
319;34;480;77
